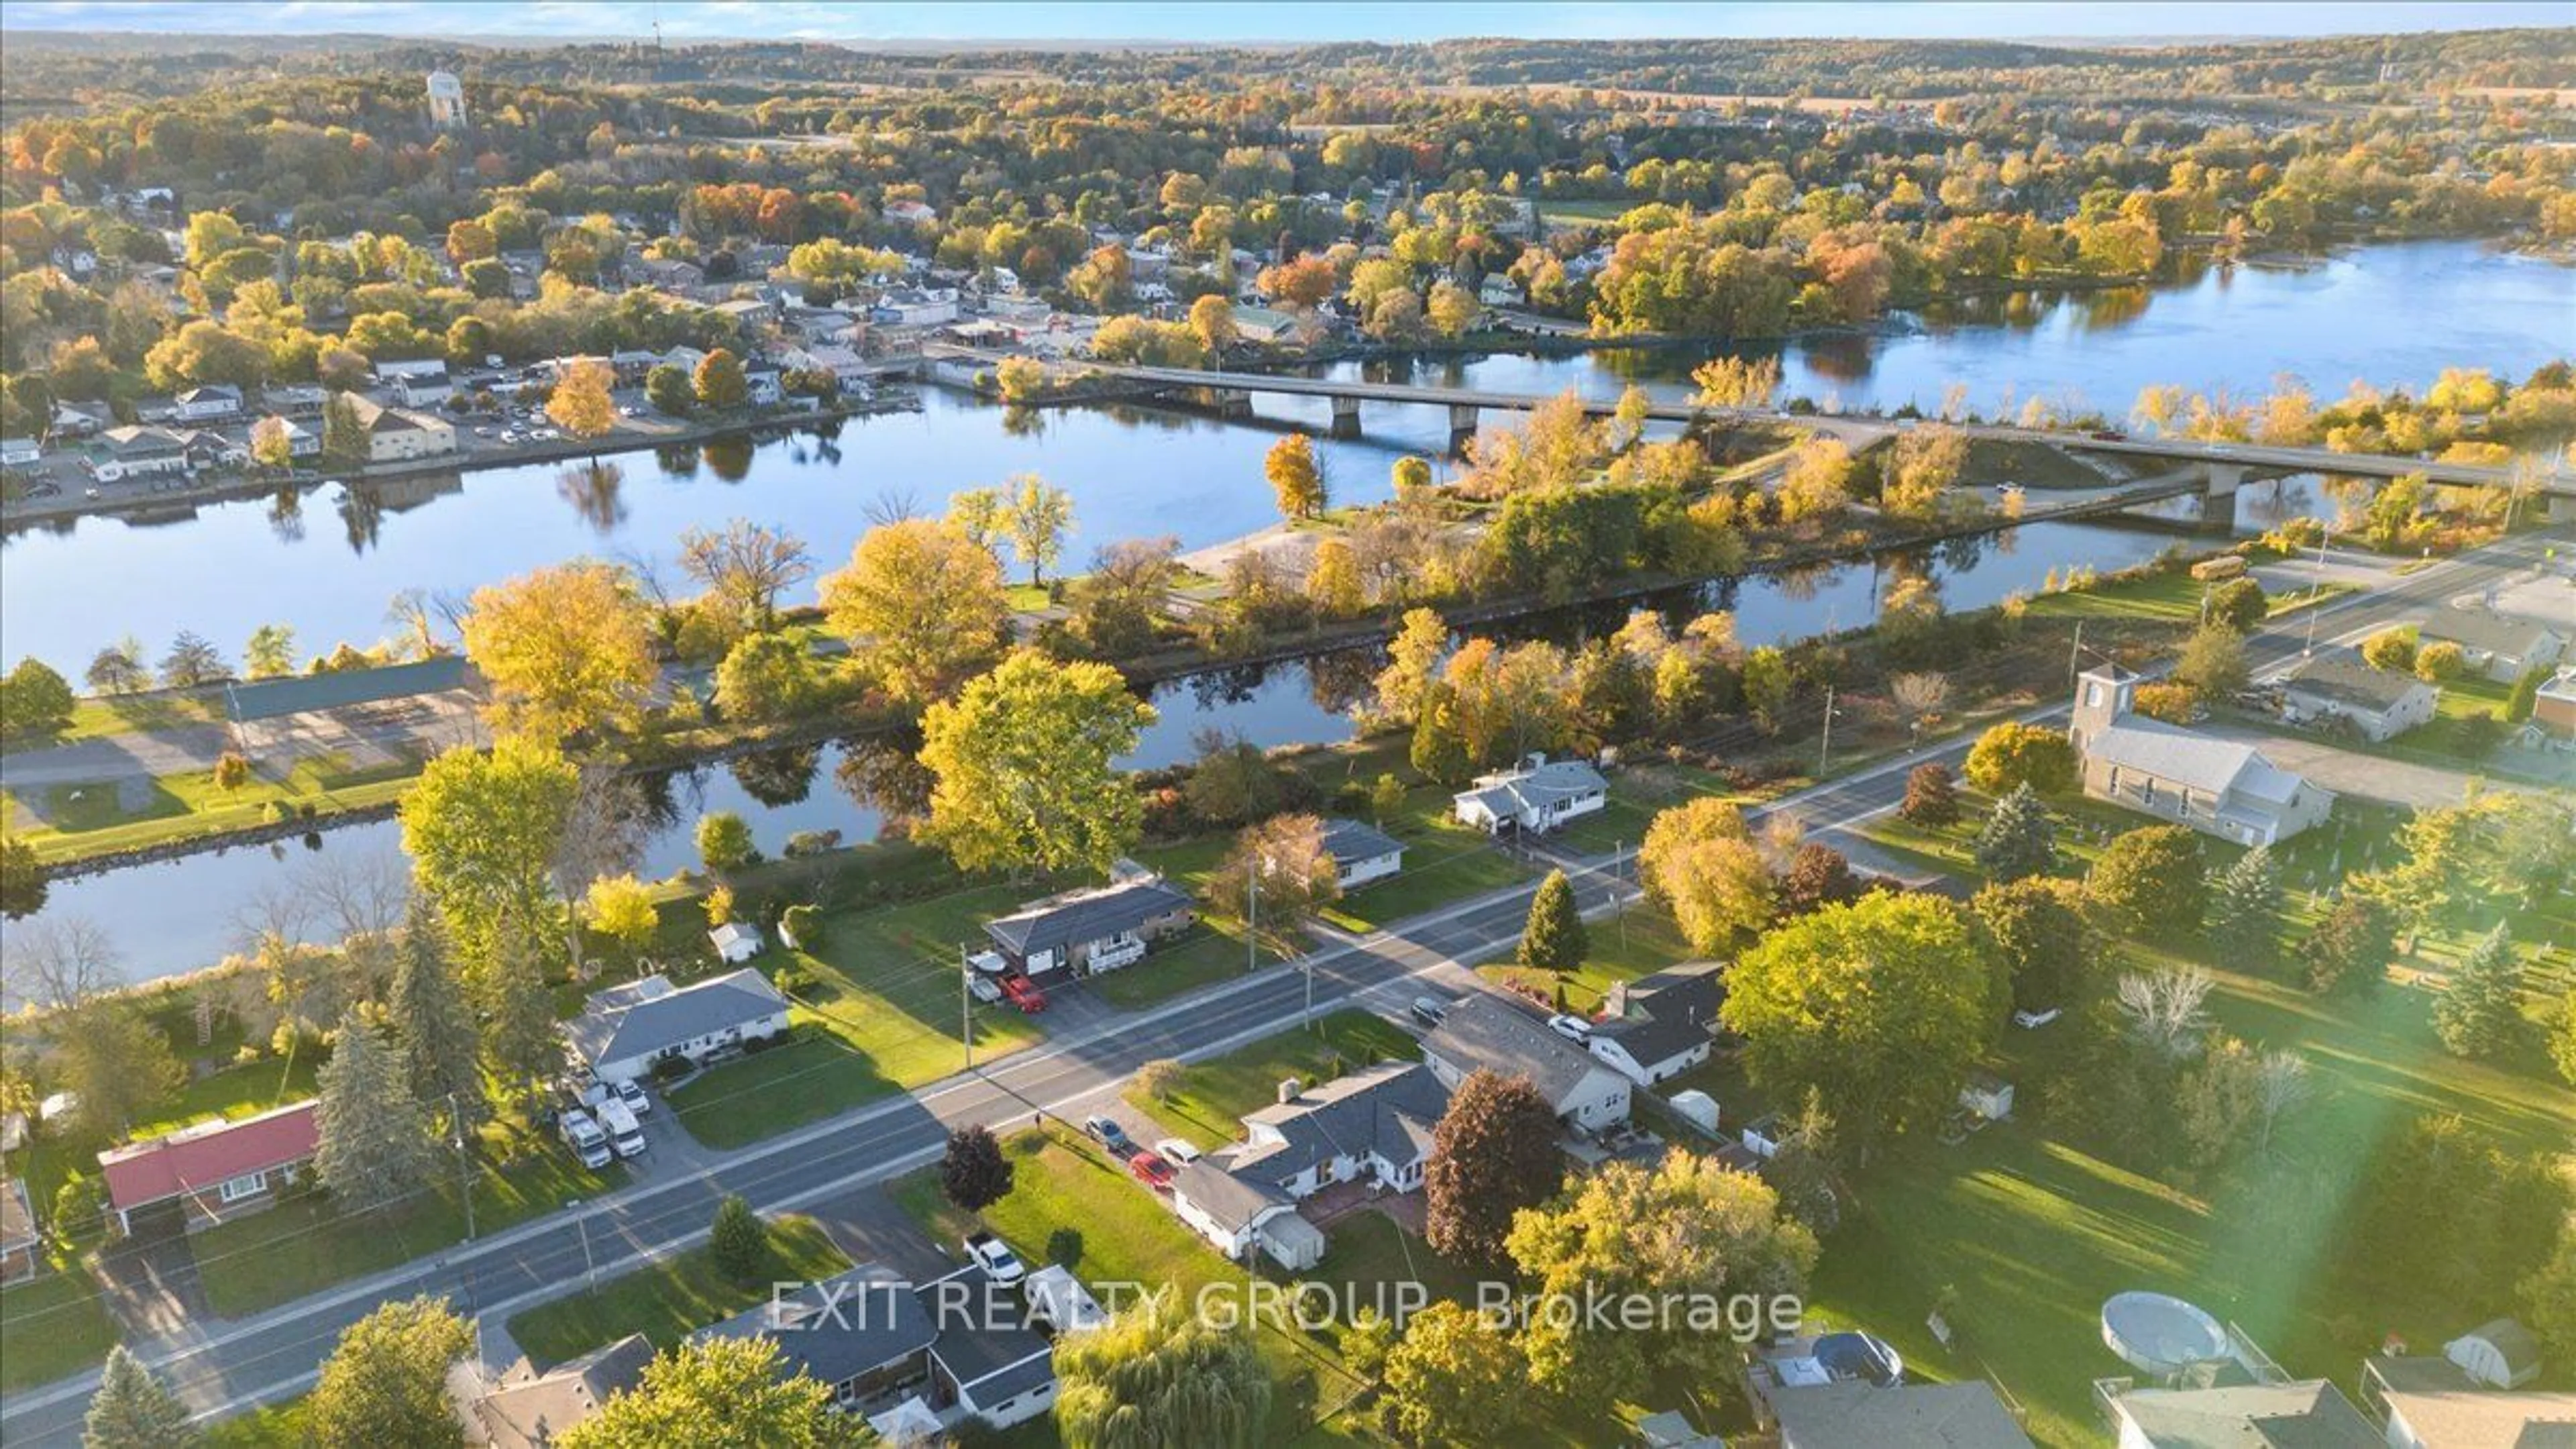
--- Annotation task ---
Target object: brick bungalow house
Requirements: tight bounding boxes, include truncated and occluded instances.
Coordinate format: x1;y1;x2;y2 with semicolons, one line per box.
98;1100;321;1237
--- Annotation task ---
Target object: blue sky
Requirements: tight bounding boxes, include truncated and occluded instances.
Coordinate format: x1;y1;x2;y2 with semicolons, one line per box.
0;1;2557;44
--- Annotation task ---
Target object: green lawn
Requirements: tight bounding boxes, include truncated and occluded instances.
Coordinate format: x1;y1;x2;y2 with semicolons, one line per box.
670;892;1048;1148
5;753;423;865
1122;1010;1422;1151
0;690;227;754
0;1268;119;1392
195;1118;616;1316
505;1213;849;1366
2025;568;2353;627
1477;902;1701;1018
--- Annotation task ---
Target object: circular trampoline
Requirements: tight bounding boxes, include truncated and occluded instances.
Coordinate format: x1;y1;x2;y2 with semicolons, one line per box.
2102;1292;2229;1378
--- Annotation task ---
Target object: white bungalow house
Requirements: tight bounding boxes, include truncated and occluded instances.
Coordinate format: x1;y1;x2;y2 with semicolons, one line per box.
2070;667;2333;847
2419;604;2567;684
374;359;453;407
1317;818;1405;890
172;384;243;421
2280;655;2438;743
979;875;1194;977
563;969;791;1085
87;425;191;481
1421;995;1631;1131
1452;754;1609;836
1168;1160;1328;1271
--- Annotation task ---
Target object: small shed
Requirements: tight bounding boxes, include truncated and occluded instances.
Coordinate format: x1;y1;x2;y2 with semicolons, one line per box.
1668;1089;1720;1136
2445;1318;2542;1389
709;922;765;965
1960;1072;2015;1122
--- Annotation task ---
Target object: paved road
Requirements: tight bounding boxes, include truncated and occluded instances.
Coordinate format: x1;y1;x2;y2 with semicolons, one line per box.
2;525;2561;1445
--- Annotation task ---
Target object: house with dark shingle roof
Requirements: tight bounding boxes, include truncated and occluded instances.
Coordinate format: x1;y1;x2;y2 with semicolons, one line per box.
472;1333;653;1448
1317;818;1405;890
1420;995;1631;1131
1168;1159;1326;1271
2420;604;2567;684
2282;654;2438;742
980;875;1193;977
697;1263;1059;1432
563;969;791;1086
2102;1378;2377;1448
1590;962;1725;1085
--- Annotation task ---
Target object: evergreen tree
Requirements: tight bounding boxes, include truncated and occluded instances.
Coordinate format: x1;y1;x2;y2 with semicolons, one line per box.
477;916;563;1090
2208;846;2284;974
2303;894;2396;996
321;391;366;462
313;1013;438;1212
386;902;484;1129
2434;925;2524;1060
1518;869;1587;973
1409;684;1470;786
84;1345;197;1449
708;1194;769;1284
1972;782;2055;883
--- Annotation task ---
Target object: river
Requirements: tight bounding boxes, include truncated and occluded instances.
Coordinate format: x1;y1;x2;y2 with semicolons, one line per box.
5;239;2567;989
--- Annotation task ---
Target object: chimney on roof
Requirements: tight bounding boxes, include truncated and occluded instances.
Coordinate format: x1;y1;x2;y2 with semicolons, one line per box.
1277;1077;1304;1105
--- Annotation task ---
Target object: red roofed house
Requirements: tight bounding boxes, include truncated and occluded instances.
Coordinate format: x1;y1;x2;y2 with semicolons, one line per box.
97;1101;321;1238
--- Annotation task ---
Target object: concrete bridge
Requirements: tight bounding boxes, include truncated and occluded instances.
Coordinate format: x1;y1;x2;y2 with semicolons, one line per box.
1071;361;2576;516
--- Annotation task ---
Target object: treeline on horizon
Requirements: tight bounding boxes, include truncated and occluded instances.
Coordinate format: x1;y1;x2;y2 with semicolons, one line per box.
3;27;2573;109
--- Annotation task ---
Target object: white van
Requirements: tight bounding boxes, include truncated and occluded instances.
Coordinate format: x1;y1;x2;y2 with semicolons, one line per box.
595;1097;649;1159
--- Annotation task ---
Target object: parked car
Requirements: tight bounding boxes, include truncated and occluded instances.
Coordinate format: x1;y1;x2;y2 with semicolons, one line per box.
1409;996;1450;1028
613;1079;651;1117
963;1230;1026;1285
1128;1150;1176;1191
1000;974;1046;1013
1546;1013;1594;1042
1083;1116;1136;1157
1154;1137;1203;1165
966;971;1004;1004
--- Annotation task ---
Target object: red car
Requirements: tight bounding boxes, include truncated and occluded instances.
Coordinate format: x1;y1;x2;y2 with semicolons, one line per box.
1000;974;1047;1013
1127;1150;1176;1191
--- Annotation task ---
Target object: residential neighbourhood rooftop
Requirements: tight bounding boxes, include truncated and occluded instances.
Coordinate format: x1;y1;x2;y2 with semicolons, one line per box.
562;969;792;1073
2282;655;2431;712
1224;1061;1450;1185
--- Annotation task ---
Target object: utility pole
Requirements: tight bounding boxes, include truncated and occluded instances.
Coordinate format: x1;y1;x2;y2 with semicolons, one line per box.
565;1199;596;1293
449;1091;476;1242
1245;855;1260;975
960;942;973;1071
2069;619;2085;682
1818;684;1836;776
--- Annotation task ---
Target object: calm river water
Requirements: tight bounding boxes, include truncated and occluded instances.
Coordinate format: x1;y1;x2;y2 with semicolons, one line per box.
5;239;2567;986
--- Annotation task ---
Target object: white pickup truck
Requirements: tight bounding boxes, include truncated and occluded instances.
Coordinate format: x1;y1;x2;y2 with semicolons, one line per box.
594;1096;649;1159
559;1108;613;1170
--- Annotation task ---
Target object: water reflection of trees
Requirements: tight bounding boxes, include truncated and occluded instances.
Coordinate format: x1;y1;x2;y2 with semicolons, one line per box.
729;743;820;808
1305;647;1383;715
655;444;700;479
1796;332;1876;385
337;485;382;553
1001;405;1048;439
2075;286;2151;331
702;435;753;482
833;734;932;824
268;485;305;543
556;460;627;535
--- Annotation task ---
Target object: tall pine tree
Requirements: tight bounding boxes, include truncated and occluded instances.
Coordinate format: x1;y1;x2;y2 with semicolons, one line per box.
2434;925;2524;1060
2208;846;2284;974
476;913;563;1092
314;1014;438;1212
85;1345;197;1449
386;902;484;1130
1973;782;2055;883
1518;869;1587;974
